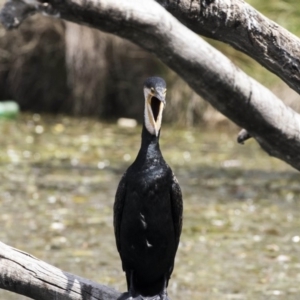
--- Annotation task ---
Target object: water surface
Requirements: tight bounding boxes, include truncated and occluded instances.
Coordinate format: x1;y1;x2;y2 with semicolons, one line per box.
0;114;299;300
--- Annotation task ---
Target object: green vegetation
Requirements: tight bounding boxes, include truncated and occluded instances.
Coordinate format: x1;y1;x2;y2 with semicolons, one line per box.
250;0;300;34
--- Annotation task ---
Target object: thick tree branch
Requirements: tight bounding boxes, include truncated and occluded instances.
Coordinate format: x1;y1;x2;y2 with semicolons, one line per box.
156;0;300;98
1;0;300;172
237;128;252;144
0;241;120;300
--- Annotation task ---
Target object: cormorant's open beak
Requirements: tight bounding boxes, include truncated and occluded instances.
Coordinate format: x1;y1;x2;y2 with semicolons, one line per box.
150;91;166;122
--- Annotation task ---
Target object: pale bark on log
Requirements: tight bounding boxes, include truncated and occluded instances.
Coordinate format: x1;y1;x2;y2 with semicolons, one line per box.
2;0;299;169
155;0;300;98
0;241;121;300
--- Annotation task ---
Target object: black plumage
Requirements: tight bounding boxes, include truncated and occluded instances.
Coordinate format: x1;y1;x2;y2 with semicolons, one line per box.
114;77;183;300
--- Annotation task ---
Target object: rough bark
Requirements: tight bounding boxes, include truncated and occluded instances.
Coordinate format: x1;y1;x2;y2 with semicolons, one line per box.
0;241;121;300
156;0;300;98
1;0;300;171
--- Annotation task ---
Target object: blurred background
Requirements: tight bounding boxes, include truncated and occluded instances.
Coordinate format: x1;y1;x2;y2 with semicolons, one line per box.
1;1;300;299
0;0;299;125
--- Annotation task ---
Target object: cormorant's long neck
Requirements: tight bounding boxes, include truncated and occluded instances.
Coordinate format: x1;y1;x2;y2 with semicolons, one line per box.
134;124;161;163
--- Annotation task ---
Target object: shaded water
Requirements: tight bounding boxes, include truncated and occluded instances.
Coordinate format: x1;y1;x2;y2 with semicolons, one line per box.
0;114;300;300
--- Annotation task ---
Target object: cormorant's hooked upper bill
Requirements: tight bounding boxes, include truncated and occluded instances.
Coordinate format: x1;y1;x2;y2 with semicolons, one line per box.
143;77;167;136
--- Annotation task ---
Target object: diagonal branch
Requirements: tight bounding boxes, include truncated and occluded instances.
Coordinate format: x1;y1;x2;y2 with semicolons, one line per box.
156;0;300;98
0;241;120;300
1;0;300;171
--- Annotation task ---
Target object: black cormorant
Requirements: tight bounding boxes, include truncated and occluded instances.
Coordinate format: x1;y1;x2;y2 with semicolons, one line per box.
114;77;183;300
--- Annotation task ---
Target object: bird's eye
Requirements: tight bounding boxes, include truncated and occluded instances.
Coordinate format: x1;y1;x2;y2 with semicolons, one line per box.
151;87;155;93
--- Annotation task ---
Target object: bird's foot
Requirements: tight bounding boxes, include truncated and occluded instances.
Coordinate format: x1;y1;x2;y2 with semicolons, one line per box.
158;288;169;300
118;292;139;300
117;292;169;300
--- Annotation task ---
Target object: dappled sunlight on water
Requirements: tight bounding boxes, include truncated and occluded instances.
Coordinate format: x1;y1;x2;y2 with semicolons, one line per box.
0;114;299;300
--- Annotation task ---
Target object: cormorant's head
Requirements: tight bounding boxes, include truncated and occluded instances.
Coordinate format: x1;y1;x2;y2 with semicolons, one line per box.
143;76;167;136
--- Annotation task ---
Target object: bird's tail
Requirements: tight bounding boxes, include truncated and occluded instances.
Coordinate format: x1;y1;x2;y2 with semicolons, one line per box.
121;272;170;300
